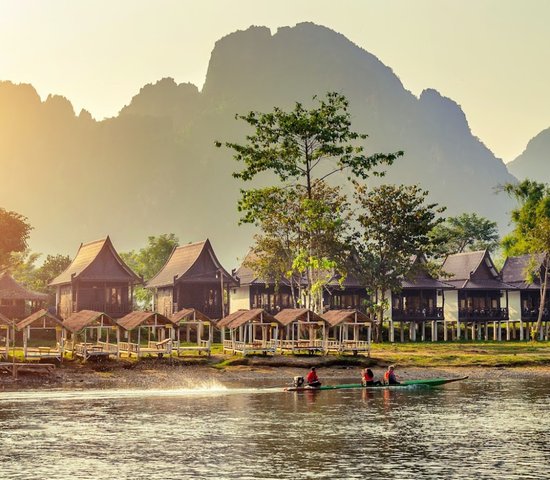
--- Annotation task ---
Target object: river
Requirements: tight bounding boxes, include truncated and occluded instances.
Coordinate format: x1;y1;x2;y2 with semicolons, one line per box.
0;377;549;479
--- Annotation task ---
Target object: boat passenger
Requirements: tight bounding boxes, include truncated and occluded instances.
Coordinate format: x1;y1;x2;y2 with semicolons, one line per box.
306;367;321;388
384;365;400;385
362;368;381;386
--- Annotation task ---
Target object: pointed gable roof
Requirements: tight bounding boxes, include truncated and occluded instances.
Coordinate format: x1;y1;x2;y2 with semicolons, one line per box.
501;253;546;290
0;273;48;301
117;311;172;331
146;239;237;288
441;250;515;290
402;254;454;290
321;309;371;326
62;310;116;333
16;309;63;330
50;236;140;286
275;308;326;326
216;309;279;328
169;308;213;324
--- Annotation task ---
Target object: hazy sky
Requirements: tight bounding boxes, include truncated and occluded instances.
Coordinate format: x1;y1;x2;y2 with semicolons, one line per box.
1;0;549;162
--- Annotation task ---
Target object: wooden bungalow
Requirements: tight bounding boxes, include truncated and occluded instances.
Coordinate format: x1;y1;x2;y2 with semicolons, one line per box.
230;252;368;314
217;309;281;355
275;308;328;354
441;250;516;341
63;310;118;361
147;240;237;319
0;272;48;320
323;274;369;313
117;311;173;358
169;308;213;356
390;255;454;342
49;237;141;320
501;254;549;341
16;309;65;361
230;252;295;315
0;312;11;359
321;309;372;355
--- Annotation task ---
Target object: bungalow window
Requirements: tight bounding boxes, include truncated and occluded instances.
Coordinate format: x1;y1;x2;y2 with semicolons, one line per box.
106;287;122;305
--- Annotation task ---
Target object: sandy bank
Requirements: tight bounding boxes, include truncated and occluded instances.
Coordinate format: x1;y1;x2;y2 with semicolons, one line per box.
1;355;550;392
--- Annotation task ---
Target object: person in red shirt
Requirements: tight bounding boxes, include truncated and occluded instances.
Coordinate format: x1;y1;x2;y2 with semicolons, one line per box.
362;368;382;387
306;367;321;387
384;365;400;385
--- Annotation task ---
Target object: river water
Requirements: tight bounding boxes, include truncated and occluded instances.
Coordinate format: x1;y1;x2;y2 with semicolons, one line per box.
0;377;549;479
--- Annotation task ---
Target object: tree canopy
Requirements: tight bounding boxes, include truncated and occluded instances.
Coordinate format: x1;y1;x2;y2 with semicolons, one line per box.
502;179;550;338
353;184;445;340
121;234;179;308
429;212;499;257
0;207;32;271
217;92;402;312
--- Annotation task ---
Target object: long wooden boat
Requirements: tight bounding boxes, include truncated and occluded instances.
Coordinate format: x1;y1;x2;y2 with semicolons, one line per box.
284;376;468;392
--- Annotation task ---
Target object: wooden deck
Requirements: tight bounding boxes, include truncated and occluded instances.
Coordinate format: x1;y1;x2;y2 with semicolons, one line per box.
278;339;325;354
172;340;211;356
118;339;172;358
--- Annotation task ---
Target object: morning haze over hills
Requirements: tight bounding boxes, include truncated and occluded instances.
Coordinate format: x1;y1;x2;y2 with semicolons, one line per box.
0;22;546;266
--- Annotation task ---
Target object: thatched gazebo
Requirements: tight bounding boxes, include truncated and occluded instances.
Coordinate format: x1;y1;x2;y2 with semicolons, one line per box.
16;309;65;361
217;309;281;355
275;308;328;354
0;272;48;319
321;309;372;356
117;311;173;358
169;308;213;356
63;310;118;361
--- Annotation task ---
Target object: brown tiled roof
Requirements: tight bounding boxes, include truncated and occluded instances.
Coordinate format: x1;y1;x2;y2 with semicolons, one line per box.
441;250;488;284
146;239;237;288
275;308;326;326
169;308;212;324
501;254;545;289
401;278;454;289
0;273;48;301
216;309;280;329
441;250;516;290
16;309;63;330
117;311;172;331
50;236;140;286
62;310;116;333
234;251;260;285
321;309;371;326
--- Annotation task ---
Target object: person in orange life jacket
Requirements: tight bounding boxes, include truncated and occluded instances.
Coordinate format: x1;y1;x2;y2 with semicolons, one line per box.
384;365;400;385
362;368;381;387
306;367;321;387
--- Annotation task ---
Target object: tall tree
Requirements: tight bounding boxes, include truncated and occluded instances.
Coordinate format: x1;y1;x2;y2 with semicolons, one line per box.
121;234;179;309
353;184;445;340
217;92;402;312
0;207;32;271
243;181;351;311
502;180;550;338
429;212;499;257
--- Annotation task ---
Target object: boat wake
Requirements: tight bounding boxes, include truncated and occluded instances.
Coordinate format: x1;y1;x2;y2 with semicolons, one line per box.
0;382;273;404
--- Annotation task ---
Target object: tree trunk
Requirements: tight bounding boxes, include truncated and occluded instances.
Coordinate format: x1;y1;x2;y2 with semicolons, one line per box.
534;259;549;340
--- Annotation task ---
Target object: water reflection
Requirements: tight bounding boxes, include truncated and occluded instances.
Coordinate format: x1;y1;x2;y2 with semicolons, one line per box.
0;378;549;479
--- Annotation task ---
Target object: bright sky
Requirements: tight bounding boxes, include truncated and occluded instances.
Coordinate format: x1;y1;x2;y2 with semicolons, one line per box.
0;0;549;162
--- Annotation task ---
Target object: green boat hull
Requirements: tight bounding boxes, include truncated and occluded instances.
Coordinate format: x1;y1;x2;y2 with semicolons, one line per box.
284;376;468;392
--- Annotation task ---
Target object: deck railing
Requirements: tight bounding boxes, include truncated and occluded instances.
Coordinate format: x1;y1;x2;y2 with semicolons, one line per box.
521;309;550;321
392;307;443;321
458;308;509;321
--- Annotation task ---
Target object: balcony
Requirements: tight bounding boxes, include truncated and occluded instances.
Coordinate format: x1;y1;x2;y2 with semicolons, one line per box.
392;307;443;321
458;308;509;321
521;308;550;321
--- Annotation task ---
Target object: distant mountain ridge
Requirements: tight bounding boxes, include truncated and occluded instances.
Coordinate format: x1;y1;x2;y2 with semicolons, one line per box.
508;127;550;182
0;22;517;267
